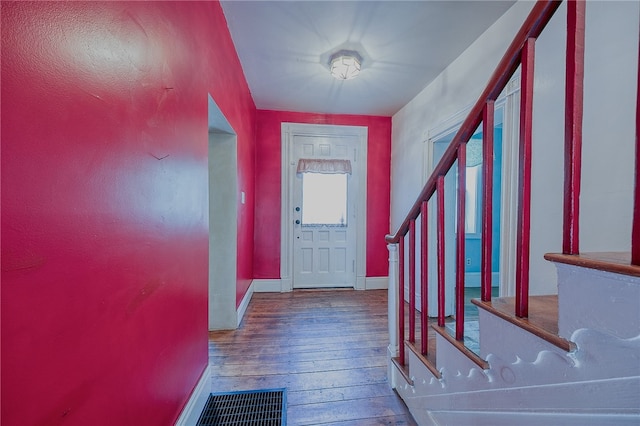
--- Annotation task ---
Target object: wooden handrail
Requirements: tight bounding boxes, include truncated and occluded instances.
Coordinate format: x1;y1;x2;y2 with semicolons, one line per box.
436;176;446;327
420;200;428;353
385;0;562;245
562;0;585;255
455;143;467;338
515;37;535;318
409;220;416;343
481;101;495;302
398;235;405;365
633;22;640;265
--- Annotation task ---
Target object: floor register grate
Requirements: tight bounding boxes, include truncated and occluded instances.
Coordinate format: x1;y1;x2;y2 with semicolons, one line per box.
196;389;286;426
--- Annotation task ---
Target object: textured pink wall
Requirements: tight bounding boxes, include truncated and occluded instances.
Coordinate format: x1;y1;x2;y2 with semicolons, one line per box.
254;110;391;279
1;2;255;425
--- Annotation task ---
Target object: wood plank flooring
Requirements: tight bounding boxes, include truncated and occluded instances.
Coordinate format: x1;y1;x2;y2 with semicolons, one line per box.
208;289;417;425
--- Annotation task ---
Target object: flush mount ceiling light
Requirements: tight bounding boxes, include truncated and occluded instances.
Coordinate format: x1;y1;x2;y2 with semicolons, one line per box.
329;50;362;80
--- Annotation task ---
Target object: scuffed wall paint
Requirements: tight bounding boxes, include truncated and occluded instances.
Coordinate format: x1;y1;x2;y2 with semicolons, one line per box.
1;2;255;425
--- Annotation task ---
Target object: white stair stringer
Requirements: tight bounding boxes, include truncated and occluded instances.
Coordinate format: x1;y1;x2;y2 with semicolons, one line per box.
392;325;640;424
390;259;640;424
425;402;639;426
421;376;639;425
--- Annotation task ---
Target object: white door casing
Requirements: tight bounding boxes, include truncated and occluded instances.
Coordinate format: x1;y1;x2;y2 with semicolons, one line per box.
281;123;367;291
208;94;238;330
422;75;520;315
292;136;357;288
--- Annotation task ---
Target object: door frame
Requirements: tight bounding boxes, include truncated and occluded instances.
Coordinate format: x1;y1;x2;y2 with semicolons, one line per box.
423;74;521;307
281;123;368;291
208;94;239;330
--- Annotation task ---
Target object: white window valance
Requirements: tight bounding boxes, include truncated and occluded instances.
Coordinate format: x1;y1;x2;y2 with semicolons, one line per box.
296;158;352;174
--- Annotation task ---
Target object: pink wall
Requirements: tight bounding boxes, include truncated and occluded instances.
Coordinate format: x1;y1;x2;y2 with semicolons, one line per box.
254;110;392;279
1;2;255;425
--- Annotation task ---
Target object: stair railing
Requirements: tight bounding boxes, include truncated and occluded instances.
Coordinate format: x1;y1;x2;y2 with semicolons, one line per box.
386;0;594;367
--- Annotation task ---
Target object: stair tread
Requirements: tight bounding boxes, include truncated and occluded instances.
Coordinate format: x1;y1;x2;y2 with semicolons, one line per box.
472;295;575;352
432;324;489;370
544;251;640;278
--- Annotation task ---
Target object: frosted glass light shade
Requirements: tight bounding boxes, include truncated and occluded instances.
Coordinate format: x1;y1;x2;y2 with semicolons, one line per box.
329;50;362;80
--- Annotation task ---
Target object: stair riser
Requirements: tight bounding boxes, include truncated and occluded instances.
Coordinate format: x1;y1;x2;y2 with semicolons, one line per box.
478;309;566;361
555;263;640;340
434;333;483;376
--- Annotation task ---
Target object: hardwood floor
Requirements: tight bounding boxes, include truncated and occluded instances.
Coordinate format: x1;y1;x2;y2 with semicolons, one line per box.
208;289;417;425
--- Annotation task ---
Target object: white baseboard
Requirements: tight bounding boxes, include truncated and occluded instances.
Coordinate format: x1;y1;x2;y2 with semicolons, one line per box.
253;278;283;292
254;277;388;291
388;345;399;389
237;280;254;327
365;276;389;290
175;365;211;426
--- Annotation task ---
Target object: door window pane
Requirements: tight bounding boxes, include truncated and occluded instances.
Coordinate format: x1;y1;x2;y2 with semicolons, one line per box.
302;173;347;226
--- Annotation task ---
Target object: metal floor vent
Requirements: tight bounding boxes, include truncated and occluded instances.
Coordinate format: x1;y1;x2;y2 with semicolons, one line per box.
196;389;286;426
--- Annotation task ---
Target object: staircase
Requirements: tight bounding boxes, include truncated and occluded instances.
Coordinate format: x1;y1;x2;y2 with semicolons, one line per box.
386;1;640;424
390;253;640;425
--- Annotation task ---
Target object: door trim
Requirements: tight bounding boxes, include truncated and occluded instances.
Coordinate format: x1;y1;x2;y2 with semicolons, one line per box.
281;123;368;291
208;94;239;331
423;74;521;302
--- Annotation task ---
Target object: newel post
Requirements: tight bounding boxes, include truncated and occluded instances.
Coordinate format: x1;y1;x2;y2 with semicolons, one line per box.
387;242;399;388
387;243;399;358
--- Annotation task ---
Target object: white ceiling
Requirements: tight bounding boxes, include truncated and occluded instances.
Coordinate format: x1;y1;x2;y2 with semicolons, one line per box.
220;1;515;116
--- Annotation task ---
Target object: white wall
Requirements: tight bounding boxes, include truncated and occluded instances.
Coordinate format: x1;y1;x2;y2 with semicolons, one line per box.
391;1;532;231
208;130;239;330
208;94;239;330
578;1;638;251
391;1;639;296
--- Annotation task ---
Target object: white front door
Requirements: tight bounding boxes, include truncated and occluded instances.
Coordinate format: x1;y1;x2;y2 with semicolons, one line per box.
291;134;358;288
